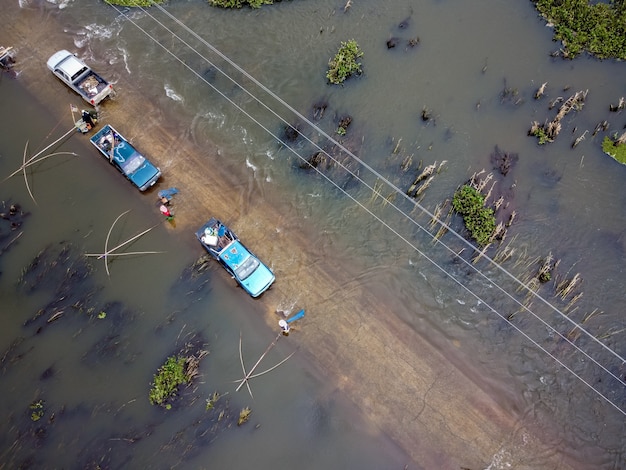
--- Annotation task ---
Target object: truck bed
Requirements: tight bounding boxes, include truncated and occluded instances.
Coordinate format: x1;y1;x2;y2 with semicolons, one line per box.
78;73;109;99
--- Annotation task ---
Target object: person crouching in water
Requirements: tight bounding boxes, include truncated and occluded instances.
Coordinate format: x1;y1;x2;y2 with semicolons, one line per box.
160;204;173;220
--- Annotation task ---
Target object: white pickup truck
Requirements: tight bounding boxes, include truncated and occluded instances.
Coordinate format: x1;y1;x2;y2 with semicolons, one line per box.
47;50;114;106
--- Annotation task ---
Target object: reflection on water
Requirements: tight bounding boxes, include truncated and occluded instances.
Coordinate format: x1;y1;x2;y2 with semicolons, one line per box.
2;0;626;468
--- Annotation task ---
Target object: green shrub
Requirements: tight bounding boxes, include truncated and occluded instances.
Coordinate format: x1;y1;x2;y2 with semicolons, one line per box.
149;356;188;407
326;39;363;85
208;0;273;8
533;0;626;59
602;136;626;165
452;185;496;246
105;0;167;6
529;125;550;145
30;400;45;422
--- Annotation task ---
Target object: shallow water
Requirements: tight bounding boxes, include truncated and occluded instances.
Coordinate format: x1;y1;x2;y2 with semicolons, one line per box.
2;0;626;468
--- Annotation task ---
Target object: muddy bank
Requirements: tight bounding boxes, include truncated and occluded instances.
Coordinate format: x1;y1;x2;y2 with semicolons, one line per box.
0;5;574;470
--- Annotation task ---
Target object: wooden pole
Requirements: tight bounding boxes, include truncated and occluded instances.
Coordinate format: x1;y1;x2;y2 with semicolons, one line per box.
238;332;253;398
3;127;77;182
243;351;296;380
103;210;130;276
85;250;163;258
98;225;158;260
236;332;282;392
26;127;76;165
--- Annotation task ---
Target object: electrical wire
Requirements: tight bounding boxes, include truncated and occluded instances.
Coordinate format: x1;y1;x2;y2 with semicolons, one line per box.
105;2;626;416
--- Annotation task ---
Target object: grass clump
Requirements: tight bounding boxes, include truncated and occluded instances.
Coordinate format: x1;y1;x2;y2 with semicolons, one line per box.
205;391;221;411
533;0;626;59
452;185;496;246
327;40;363;85
528;122;552;145
149;355;189;408
238;407;252;425
29;400;45;422
602;135;626;165
208;0;273;8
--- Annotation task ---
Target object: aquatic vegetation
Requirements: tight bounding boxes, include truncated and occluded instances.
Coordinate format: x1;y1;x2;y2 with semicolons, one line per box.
30;400;45;421
336;116;352;136
572;130;588;148
387;36;420;50
557;273;582;301
490;146;518;177
18;242;103;334
104;0;166;6
149;355;189;408
529;90;588;144
0;201;27;258
283;122;303;142
406;160;447;199
326;40;363;85
238;406;251;425
421;106;434;122
533;0;626;60
430;199;454;242
157;394;239;462
205;391;221;411
567;309;601;341
601;134;626;165
149;336;209;409
537;253;554;283
500;80;523;107
534;81;548;100
609;97;625;112
207;0;273;8
452;185;496;247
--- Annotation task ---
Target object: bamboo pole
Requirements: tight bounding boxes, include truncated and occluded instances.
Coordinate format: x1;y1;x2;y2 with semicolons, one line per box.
90;210;161;277
236;332;283;393
238;333;254;398
103;210;130;276
21;141;35;204
4;150;77;181
85;250;164;258
30;126;77;161
99;225;159;260
10;127;77;181
243;351;296;381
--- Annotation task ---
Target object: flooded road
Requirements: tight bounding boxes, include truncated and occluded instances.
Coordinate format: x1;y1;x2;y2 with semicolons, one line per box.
1;0;625;468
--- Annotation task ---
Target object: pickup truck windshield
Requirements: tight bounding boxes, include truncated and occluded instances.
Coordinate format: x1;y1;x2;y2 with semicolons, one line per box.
120;153;146;175
235;257;260;281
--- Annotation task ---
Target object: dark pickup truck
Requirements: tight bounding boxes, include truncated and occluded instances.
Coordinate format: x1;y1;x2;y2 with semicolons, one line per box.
47;50;114;106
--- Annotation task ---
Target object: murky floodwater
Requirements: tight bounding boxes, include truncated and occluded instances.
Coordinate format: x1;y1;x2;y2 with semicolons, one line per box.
2;0;626;468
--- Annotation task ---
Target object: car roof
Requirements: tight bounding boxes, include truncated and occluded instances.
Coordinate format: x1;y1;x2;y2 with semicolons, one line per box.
52;52;86;78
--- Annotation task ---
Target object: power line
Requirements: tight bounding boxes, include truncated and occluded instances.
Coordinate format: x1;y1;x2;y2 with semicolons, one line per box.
144;1;626;368
143;2;626;378
105;2;626;416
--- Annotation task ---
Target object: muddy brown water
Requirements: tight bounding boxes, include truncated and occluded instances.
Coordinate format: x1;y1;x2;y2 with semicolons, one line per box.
1;1;626;469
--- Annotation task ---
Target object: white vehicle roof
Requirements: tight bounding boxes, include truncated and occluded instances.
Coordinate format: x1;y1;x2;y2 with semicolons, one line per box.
46;50;85;76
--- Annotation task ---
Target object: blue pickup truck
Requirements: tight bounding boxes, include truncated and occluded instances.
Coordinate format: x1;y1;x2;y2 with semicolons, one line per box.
196;218;275;298
90;124;161;192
